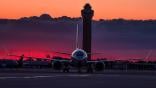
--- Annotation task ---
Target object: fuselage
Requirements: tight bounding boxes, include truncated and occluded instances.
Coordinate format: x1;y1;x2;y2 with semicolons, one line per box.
71;49;88;61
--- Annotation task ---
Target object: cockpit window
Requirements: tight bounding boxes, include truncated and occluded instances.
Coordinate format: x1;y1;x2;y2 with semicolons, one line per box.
75;51;84;57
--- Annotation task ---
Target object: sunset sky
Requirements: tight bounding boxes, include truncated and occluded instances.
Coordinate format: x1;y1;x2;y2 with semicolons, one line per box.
0;0;156;19
0;0;156;60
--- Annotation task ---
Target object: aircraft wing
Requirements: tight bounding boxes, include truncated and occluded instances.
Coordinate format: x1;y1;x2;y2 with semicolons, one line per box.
8;54;22;57
87;60;106;64
87;53;105;55
52;59;71;62
53;52;71;55
87;60;102;63
8;54;45;60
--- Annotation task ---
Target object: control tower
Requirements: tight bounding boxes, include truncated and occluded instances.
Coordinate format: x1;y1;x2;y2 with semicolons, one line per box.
81;3;94;60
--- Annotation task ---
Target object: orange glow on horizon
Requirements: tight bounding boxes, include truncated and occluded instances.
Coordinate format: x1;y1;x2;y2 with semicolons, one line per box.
0;50;70;60
0;0;156;20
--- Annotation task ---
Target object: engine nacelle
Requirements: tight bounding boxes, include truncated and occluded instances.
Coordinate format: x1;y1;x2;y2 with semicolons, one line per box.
95;62;105;71
52;61;62;70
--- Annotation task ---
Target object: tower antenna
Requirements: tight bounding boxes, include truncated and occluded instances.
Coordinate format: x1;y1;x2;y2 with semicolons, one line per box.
86;0;90;3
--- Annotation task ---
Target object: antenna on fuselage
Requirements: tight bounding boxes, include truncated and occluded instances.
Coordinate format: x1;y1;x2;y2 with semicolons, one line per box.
86;0;90;3
76;24;79;49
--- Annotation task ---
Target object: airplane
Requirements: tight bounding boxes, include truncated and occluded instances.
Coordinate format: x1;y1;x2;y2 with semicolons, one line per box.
0;47;19;68
6;24;105;72
129;50;153;62
8;54;52;68
0;59;18;68
51;24;105;72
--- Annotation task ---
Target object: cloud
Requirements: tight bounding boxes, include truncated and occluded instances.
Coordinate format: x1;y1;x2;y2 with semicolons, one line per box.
0;16;156;59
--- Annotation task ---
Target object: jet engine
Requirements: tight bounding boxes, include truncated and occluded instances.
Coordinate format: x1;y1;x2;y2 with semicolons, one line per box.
94;62;105;71
52;61;62;70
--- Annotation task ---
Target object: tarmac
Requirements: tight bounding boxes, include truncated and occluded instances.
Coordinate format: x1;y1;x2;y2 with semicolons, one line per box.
0;69;156;88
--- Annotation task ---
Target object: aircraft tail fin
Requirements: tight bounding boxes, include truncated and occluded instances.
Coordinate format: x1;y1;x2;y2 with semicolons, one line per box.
76;24;79;49
145;50;153;60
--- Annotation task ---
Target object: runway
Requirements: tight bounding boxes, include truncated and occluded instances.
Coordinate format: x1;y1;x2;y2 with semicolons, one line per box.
0;71;156;88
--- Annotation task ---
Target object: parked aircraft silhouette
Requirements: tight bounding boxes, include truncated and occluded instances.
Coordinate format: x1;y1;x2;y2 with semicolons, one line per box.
8;54;51;68
0;59;18;68
129;50;153;62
